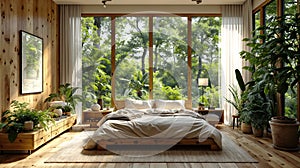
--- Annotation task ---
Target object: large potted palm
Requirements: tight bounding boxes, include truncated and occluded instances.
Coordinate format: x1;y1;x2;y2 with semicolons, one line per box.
240;13;300;150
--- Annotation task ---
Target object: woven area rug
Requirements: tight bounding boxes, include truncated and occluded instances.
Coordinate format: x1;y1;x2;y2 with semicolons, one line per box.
45;131;257;163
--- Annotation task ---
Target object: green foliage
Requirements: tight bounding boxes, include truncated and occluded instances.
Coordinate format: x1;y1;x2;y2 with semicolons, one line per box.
21;31;43;74
242;87;273;129
240;13;300;116
91;68;111;99
285;89;297;118
235;69;246;92
205;86;220;108
225;85;243;114
81;17;112;109
225;69;253;121
81;16;221;107
121;70;149;99
0;101;54;142
44;83;82;111
161;86;183;100
241;13;300;94
62;105;72;113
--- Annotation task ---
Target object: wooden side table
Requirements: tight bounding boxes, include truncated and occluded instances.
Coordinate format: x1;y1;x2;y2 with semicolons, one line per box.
232;114;240;129
82;109;113;127
194;109;224;123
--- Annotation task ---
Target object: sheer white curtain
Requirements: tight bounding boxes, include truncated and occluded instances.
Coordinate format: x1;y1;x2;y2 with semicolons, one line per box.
221;5;244;125
60;5;82;123
242;0;253;82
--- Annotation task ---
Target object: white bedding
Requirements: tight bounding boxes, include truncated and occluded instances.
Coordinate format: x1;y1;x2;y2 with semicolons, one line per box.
83;108;222;152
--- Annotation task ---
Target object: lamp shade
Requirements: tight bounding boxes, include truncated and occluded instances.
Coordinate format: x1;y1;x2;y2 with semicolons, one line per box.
198;78;209;87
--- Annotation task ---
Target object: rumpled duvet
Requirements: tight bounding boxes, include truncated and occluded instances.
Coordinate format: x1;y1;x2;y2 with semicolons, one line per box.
83;108;222;151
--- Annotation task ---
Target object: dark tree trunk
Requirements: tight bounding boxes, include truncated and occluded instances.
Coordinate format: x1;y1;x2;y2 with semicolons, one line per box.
97;98;104;110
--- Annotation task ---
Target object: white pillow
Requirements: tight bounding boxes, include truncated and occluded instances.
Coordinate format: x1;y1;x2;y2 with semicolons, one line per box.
124;99;153;110
154;100;185;110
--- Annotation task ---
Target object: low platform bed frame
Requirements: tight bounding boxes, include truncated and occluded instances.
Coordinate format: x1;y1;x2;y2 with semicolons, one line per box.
96;137;221;151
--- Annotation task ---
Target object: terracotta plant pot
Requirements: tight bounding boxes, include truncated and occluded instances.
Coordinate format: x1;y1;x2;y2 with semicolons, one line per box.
241;122;252;134
252;126;263;137
269;117;300;151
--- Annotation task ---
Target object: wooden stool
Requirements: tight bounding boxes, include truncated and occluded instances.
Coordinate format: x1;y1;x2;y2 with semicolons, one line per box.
232;114;240;129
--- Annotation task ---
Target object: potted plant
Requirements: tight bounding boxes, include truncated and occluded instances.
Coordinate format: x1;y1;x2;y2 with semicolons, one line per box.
240;13;300;149
63;105;72;116
243;84;273;137
0;100;54;142
44;83;82;114
225;69;253;133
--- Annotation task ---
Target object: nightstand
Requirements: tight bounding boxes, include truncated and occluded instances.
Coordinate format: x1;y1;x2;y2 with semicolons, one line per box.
82;109;113;127
194;109;224;126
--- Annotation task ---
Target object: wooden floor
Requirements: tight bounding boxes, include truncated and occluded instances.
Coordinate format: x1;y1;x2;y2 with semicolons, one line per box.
0;125;299;168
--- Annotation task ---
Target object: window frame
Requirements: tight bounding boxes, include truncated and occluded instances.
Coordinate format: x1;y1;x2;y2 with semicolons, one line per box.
81;13;221;109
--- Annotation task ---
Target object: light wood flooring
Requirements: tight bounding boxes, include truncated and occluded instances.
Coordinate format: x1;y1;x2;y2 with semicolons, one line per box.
0;125;299;168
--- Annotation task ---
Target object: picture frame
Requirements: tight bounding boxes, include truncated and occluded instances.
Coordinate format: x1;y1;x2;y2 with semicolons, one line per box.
20;30;43;94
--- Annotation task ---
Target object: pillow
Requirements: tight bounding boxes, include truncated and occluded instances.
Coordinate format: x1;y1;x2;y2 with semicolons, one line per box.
154;99;185;110
124;99;153;110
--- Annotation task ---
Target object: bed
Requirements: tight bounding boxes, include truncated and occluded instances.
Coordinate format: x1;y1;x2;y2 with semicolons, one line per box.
83;99;222;155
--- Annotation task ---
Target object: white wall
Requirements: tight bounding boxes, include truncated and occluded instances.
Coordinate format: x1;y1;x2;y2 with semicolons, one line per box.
81;5;222;14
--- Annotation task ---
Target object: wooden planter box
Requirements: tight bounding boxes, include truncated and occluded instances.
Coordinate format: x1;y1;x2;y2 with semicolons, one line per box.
0;115;76;153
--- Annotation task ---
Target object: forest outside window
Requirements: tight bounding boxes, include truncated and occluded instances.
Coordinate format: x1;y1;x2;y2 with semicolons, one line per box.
81;15;221;110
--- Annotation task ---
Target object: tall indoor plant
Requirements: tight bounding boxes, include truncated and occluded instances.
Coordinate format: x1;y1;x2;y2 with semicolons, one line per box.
240;13;300;150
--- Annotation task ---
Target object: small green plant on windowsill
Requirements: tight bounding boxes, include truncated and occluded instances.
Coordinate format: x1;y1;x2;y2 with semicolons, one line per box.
0;100;54;143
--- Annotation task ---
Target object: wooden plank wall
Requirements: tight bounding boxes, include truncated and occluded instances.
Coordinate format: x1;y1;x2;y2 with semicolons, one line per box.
0;0;59;116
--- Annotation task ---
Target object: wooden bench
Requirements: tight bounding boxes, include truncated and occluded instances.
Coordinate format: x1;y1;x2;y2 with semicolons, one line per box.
0;115;77;154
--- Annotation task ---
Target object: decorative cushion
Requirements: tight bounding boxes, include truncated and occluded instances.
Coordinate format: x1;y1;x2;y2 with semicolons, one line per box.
154;99;185;110
124;99;153;110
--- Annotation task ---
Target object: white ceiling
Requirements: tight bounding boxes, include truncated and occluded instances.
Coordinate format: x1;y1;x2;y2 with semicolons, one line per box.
53;0;246;5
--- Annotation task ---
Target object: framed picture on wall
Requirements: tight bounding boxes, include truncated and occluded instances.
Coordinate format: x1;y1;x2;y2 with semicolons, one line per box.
20;30;43;94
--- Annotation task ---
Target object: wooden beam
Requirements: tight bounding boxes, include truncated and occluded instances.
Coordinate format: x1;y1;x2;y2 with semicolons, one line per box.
187;16;192;109
149;16;153;99
111;16;116;108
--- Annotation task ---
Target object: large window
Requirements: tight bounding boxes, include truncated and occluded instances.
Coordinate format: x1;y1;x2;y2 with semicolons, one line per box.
191;17;221;108
115;17;149;100
283;0;298;118
264;0;277;23
284;0;298;14
81;15;221;110
152;17;188;100
253;0;299;118
81;17;112;109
